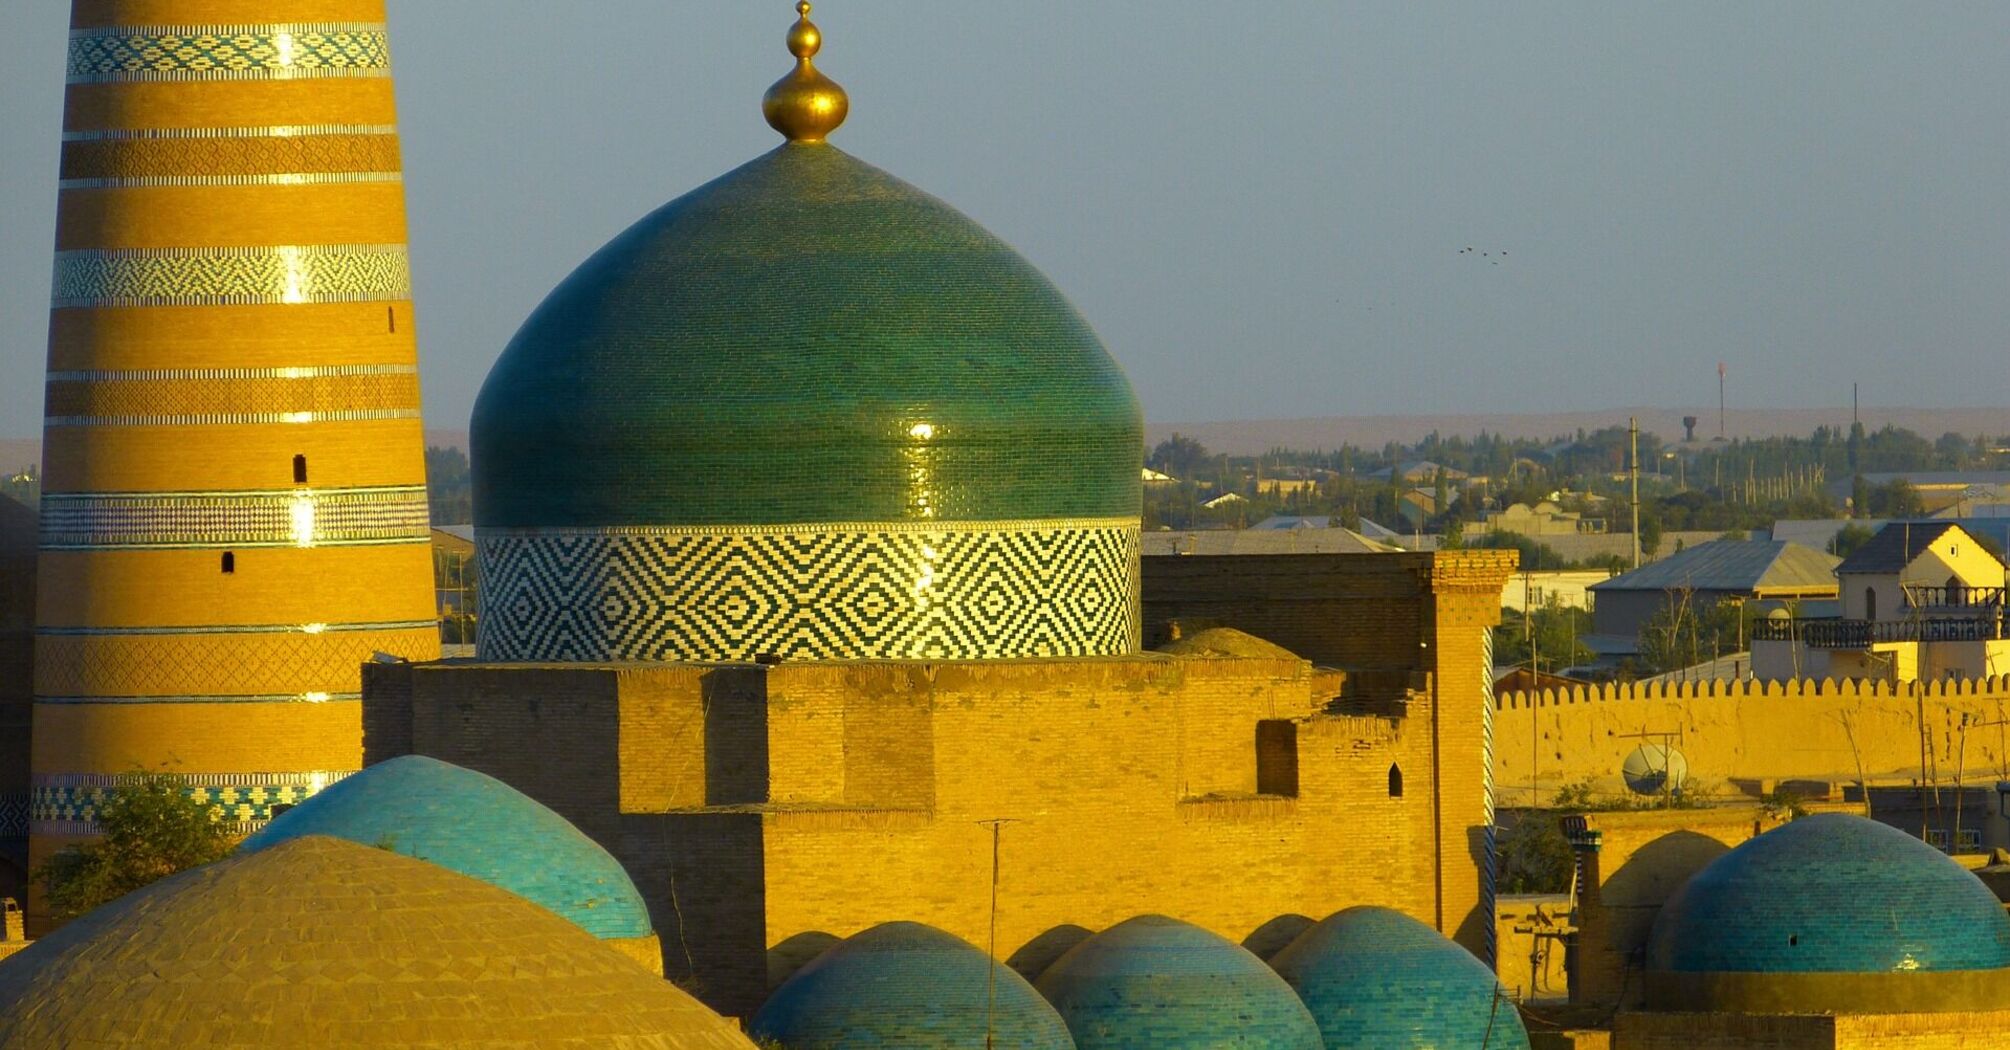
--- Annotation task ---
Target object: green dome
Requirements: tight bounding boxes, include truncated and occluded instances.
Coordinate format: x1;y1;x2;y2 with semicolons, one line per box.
472;142;1144;664
473;142;1141;529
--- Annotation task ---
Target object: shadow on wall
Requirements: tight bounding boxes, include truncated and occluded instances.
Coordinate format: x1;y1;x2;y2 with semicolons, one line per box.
768;930;840;991
1006;924;1094;983
1603;830;1734;909
1243;914;1316;961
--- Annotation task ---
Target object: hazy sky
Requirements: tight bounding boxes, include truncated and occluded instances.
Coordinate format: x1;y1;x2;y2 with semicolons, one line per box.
3;2;2008;437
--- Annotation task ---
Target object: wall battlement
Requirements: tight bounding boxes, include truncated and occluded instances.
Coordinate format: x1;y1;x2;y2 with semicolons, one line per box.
1498;673;2010;712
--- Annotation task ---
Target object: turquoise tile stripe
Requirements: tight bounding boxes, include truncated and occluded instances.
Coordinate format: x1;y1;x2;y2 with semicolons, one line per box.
472;142;1142;529
240;755;652;940
1648;813;2010;974
752;922;1075;1049
1035;916;1322;1050
1271;907;1529;1050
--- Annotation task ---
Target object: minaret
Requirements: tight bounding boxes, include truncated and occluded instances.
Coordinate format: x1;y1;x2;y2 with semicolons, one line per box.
30;2;438;929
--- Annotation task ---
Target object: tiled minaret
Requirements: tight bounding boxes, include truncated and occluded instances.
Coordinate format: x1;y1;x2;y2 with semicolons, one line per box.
30;1;437;929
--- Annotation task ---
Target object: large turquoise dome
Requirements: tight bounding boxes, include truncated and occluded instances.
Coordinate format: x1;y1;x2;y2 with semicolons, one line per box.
749;922;1075;1049
240;755;653;942
1270;907;1529;1050
472;142;1142;664
1647;813;2010;976
1034;915;1322;1050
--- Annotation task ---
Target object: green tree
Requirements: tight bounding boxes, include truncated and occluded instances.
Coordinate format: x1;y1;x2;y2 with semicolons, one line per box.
1147;434;1209;479
35;771;235;919
1494;597;1593;671
1831;522;1877;558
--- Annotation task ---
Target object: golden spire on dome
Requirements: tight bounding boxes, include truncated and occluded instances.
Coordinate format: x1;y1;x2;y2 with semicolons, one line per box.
764;2;849;143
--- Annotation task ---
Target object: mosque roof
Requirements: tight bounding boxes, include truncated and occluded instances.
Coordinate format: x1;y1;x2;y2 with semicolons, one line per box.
1270;906;1530;1050
239;755;652;940
750;922;1073;1049
1647;813;2010;974
1034;915;1322;1050
0;837;753;1049
473;133;1142;529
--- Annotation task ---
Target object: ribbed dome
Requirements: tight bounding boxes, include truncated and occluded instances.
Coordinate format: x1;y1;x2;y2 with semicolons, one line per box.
240;755;651;941
470;141;1143;666
750;922;1075;1049
1648;813;2010;974
1270;907;1529;1050
0;837;753;1049
1034;915;1322;1050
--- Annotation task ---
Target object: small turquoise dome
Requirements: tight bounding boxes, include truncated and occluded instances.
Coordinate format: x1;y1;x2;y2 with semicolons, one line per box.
1648;813;2010;974
1034;915;1322;1050
240;755;651;940
1270;907;1529;1050
750;922;1074;1049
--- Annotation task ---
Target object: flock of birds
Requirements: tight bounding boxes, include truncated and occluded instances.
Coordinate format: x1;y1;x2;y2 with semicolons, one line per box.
1458;246;1505;265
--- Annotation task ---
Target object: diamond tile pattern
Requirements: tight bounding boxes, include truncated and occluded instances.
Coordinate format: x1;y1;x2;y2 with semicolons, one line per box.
67;25;390;82
477;523;1139;662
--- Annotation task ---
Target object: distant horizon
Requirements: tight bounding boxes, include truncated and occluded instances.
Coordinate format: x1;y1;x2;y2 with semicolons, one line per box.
6;402;2007;466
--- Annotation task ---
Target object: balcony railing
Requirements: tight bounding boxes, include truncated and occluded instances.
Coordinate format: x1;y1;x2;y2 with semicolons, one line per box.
1907;585;2006;610
1752;615;2010;648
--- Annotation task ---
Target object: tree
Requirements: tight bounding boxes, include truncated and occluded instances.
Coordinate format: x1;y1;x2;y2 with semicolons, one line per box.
1831;522;1877;558
1635;591;1748;675
1494;597;1593;671
1147;434;1208;480
35;771;235;919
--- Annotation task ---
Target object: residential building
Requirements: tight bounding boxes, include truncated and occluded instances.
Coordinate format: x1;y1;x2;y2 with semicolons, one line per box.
1482;501;1607;537
1587;540;1839;655
1753;521;2010;681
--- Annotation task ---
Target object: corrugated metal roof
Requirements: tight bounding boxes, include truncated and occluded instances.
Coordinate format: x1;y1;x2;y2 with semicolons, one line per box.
1589;539;1839;593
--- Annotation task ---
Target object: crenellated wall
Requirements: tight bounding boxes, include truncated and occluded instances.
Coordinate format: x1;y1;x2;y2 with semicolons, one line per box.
1494;676;2010;805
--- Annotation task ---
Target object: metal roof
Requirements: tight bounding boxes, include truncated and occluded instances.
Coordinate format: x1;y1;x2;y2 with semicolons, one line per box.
1834;520;1967;574
1589;539;1839;594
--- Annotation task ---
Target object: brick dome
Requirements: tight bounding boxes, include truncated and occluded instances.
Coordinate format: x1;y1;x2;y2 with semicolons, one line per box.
241;755;652;941
0;837;753;1049
1648;813;2010;975
1270;906;1529;1050
750;922;1074;1049
1034;915;1321;1050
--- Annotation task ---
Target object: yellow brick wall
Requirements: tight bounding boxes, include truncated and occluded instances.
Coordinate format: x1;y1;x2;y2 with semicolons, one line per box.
1495;677;2010;805
1615;1009;2010;1049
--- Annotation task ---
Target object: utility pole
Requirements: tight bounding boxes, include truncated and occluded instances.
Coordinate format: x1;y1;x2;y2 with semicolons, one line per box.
1629;416;1641;569
1718;362;1727;440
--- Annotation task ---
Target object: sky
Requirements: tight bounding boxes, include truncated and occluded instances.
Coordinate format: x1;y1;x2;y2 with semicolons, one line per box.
3;2;2009;438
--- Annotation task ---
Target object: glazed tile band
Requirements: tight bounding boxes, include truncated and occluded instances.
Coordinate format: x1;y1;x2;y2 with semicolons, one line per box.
34;692;363;705
52;244;411;308
46;363;417;382
62;124;401;141
477;519;1141;662
36;618;439;636
44;369;420;423
67;24;390;83
39;485;431;549
31;769;356;835
35;628;440;697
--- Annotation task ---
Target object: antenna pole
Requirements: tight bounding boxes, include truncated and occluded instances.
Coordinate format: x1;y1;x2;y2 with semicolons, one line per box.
1629;417;1641;569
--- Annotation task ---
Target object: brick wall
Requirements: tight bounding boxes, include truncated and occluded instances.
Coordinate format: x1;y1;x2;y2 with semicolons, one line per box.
1496;676;2010;805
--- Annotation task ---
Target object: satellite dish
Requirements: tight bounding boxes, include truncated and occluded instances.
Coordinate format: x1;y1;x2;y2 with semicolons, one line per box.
1622;743;1688;796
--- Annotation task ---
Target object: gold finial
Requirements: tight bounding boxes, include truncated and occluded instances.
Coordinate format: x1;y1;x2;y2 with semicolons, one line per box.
763;1;849;143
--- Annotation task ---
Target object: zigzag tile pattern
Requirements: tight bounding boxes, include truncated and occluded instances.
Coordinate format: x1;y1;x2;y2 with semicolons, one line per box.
34;626;439;697
51;244;411;307
44;370;420;421
478;522;1140;662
